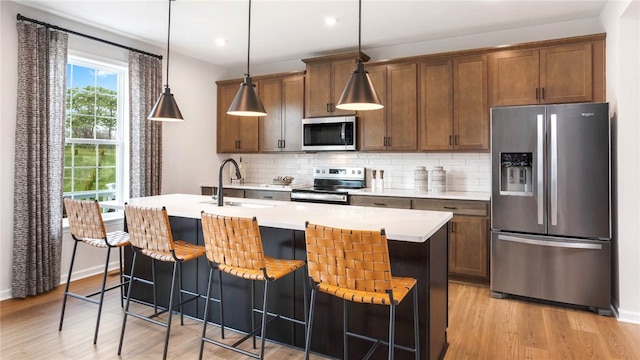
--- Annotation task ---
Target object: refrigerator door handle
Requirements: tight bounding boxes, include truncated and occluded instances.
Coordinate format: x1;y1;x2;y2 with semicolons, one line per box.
497;235;602;250
537;114;544;225
550;114;558;226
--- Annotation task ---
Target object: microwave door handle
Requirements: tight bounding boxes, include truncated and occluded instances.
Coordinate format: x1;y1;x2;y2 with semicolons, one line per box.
341;123;346;144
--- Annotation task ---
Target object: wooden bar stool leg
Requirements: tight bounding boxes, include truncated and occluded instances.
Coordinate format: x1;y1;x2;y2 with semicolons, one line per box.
151;259;158;313
162;261;179;360
178;262;184;326
413;287;420;360
258;280;270;360
199;268;214;360
118;250;139;355
118;247;125;307
304;282;317;360
389;303;396;360
343;299;348;360
93;247;112;344
59;240;79;332
218;270;225;339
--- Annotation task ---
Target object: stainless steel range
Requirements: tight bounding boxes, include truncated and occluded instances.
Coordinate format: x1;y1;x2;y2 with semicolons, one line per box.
291;166;365;205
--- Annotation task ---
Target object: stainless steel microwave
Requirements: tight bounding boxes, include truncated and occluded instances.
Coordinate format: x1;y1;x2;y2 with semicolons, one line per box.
302;116;357;151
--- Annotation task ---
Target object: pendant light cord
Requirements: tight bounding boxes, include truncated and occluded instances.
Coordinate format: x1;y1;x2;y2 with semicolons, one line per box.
165;0;172;88
246;0;252;77
357;0;362;63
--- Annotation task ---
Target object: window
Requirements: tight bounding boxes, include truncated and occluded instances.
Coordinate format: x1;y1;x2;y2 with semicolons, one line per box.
64;54;128;216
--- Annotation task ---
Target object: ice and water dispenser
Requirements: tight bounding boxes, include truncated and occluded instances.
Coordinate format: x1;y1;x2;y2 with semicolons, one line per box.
500;152;532;195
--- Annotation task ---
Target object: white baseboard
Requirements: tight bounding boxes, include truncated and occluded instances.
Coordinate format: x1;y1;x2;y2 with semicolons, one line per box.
617;309;640;324
0;261;121;302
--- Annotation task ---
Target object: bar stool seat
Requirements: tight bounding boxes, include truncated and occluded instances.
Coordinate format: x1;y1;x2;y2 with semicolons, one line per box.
60;198;131;344
199;213;308;360
304;222;420;360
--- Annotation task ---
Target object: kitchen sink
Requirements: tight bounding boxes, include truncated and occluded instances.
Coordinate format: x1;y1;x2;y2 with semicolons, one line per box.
199;200;275;208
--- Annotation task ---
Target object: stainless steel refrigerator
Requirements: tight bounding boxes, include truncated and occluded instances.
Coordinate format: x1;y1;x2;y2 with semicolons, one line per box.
490;103;611;315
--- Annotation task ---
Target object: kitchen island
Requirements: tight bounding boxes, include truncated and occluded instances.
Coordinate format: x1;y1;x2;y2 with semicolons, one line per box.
108;194;452;360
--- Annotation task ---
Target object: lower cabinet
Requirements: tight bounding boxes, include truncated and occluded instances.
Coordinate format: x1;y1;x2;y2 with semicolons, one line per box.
200;186;245;198
349;195;412;209
448;215;488;278
412;198;490;283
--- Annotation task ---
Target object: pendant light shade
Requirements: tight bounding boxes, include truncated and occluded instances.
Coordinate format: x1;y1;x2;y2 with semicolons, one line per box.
336;0;383;111
227;76;267;116
148;87;184;121
149;0;184;122
227;0;266;117
336;61;383;111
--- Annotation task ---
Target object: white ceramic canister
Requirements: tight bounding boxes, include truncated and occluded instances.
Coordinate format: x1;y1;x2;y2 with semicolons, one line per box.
414;166;428;192
431;166;446;193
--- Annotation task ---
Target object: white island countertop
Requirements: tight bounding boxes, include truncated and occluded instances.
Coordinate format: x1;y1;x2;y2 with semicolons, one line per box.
104;194;452;243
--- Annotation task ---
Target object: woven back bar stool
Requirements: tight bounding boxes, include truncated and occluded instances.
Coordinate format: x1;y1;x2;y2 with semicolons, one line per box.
60;198;131;344
199;213;308;360
118;204;205;360
304;222;420;360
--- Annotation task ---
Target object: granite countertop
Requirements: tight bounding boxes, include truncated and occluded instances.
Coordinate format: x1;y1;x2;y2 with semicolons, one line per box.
204;183;490;201
102;194;452;243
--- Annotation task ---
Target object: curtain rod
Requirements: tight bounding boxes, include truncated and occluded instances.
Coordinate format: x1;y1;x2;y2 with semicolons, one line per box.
17;13;163;60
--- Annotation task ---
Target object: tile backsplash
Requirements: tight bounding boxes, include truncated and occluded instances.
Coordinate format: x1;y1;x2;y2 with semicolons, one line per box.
224;152;491;192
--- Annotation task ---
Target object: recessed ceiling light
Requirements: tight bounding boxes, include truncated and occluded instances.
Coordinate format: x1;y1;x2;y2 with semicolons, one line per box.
324;17;338;26
215;38;227;47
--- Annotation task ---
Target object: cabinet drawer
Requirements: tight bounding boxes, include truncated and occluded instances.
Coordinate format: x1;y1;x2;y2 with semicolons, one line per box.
244;190;290;201
350;195;412;209
413;199;488;216
200;186;245;198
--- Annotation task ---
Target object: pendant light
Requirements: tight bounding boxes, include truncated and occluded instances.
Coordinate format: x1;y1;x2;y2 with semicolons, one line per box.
148;0;184;121
336;0;383;111
227;0;267;116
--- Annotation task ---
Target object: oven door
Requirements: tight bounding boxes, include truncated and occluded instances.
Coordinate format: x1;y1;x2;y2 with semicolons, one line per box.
290;189;349;204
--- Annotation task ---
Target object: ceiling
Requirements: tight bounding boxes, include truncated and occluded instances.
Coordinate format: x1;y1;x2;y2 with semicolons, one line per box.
13;0;608;68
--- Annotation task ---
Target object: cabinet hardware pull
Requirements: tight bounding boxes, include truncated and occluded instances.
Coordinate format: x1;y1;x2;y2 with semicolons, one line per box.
444;206;457;209
454;135;458;146
373;203;387;206
449;135;453;146
327;103;331;113
383;137;387;146
451;222;456;233
281;139;285;148
264;196;273;199
387;137;391;146
535;88;539;100
542;87;545;100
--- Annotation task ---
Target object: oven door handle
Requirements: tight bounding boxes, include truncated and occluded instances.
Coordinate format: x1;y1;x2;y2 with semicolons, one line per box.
341;123;346;144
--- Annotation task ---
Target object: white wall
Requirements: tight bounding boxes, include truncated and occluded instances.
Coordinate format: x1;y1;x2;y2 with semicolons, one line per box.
0;1;225;300
600;0;640;324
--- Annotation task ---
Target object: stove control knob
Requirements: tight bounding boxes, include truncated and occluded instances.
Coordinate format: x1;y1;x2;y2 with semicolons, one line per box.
358;170;362;174
321;169;325;173
315;169;320;174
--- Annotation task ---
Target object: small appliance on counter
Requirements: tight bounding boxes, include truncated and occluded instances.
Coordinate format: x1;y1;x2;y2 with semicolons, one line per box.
490;102;611;315
291;166;365;204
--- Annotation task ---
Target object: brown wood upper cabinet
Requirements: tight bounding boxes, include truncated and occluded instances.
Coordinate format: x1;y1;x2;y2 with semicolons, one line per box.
303;52;366;117
490;43;594;106
420;56;489;151
359;63;418;151
216;80;259;153
258;74;305;152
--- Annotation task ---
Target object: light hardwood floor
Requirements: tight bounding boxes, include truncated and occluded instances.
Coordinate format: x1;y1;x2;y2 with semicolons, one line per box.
1;274;639;359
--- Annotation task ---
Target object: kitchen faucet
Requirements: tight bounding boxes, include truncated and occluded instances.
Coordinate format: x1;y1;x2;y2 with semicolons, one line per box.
217;158;242;206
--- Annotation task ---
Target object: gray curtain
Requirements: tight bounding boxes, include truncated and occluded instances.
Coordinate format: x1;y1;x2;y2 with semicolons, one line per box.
12;22;68;298
129;52;163;198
